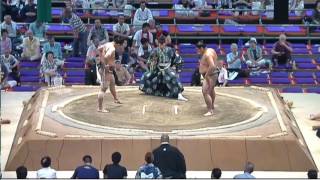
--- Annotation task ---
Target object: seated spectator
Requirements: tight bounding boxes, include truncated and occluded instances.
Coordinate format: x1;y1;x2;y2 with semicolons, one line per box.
217;61;228;87
2;0;20;21
289;0;304;16
85;38;99;85
246;37;272;71
114;60;131;86
0;59;17;89
226;43;248;79
312;1;320;25
71;0;90;13
149;19;157;37
91;0;109;14
174;0;196;17
43;36;63;60
71;155;99;179
154;23;171;46
211;168;222;179
21;30;41;61
192;0;211;9
20;0;37;23
152;134;186;179
233;0;251;16
133;23;153;49
133;0;153;30
87;19;109;46
0;49;20;86
113;14;131;39
36;156;57;179
137;38;152;71
62;7;88;57
29;20;46;39
103;152;128;179
16;166;28;179
233;162;255;179
251;0;263;15
271;34;293;67
1;29;12;54
112;0;127;9
135;152;162;179
1;15;18;49
216;0;233;9
40;51;62;86
307;169;318;179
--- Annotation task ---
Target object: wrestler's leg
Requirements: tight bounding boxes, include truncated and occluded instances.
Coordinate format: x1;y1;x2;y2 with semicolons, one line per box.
202;79;214;116
108;74;121;104
98;70;109;112
210;76;218;109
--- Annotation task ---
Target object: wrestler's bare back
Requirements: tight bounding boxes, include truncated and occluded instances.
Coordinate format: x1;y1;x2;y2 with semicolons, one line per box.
98;42;116;66
199;48;218;75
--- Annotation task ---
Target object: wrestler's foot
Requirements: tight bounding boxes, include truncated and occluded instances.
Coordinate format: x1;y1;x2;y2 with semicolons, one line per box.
178;93;188;101
203;111;214;117
114;99;122;104
309;114;320;120
0;119;11;125
97;108;109;113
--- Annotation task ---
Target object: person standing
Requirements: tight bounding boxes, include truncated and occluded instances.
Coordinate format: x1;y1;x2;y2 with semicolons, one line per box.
196;41;219;116
152;134;186;179
97;37;125;112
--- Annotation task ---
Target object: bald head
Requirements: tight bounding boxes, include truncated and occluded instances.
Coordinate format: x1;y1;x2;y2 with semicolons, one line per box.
160;134;169;144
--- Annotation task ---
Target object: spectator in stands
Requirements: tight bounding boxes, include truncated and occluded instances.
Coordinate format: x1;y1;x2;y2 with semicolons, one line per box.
133;23;153;49
16;166;28;179
307;169;318;179
271;34;293;67
312;0;320;25
85;38;99;85
29;20;46;39
133;0;153;30
1;29;12;54
62;7;88;57
87;19;109;46
21;30;41;61
233;0;251;16
71;155;99;179
0;49;20;86
233;162;255;179
289;0;304;16
40;51;61;86
246;37;272;71
20;0;37;23
152;134;186;179
211;168;222;179
36;156;57;179
226;43;248;79
112;0;127;9
0;58;17;89
113;14;131;39
1;15;18;48
71;0;90;13
175;0;196;17
137;38;152;71
1;0;20;21
154;23;171;46
149;19;157;36
91;0;109;14
217;61;228;87
103;152;128;179
135;152;162;179
114;60;131;86
43;36;63;60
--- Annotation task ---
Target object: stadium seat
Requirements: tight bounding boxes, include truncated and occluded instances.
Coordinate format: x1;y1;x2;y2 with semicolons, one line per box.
315;72;320;78
64;62;85;68
65;77;85;84
20;62;40;68
248;77;269;84
228;78;246;85
20;69;40;76
66;71;85;77
282;87;303;93
294;57;312;63
270;72;290;78
270;78;292;84
296;63;318;69
306;87;320;93
20;76;39;82
183;57;198;63
294;78;315;85
264;25;306;36
292;72;314;78
13;86;40;92
176;25;218;35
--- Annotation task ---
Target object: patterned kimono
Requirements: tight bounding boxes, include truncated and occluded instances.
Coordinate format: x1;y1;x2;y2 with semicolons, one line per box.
139;46;183;98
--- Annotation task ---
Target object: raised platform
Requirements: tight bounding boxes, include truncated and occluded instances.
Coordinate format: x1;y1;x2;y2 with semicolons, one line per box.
5;86;317;171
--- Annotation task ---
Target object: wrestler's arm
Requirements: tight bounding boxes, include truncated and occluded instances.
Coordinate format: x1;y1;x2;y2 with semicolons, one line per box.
205;51;217;79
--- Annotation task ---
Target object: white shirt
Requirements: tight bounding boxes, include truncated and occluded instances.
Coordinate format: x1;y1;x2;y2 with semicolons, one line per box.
133;8;153;25
138;44;152;57
218;67;228;83
133;30;153;47
113;23;130;34
37;167;57;179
